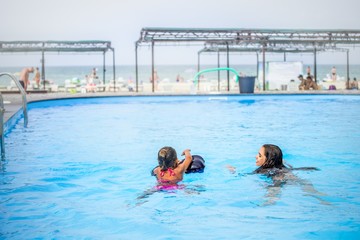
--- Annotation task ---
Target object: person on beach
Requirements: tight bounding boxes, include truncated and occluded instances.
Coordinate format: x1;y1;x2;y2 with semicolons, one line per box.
33;67;40;88
19;67;34;91
298;75;306;90
306;66;311;76
149;69;160;90
176;74;184;83
90;68;98;80
85;74;96;93
331;66;337;81
152;147;193;186
351;77;358;90
304;76;318;90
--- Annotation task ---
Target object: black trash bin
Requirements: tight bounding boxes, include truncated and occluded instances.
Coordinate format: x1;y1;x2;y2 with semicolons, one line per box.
238;76;255;93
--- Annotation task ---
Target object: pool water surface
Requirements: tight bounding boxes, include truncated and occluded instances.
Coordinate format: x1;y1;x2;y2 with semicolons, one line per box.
1;95;360;239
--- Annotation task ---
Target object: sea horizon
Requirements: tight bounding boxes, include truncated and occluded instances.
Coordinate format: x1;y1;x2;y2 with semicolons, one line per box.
0;64;359;86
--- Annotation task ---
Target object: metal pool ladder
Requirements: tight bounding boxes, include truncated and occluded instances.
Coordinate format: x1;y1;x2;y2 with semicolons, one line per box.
0;93;5;158
0;73;29;158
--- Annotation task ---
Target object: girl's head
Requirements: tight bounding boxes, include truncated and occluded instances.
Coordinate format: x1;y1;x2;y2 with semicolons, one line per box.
256;144;283;169
158;146;178;171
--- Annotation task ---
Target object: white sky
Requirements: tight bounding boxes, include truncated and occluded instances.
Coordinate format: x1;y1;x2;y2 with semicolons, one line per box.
1;0;360;66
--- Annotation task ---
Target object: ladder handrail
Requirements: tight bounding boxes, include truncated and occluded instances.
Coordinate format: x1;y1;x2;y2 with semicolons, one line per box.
0;72;28;127
0;93;4;158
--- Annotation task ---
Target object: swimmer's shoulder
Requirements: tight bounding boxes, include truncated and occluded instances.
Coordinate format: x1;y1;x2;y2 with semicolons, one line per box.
151;166;159;176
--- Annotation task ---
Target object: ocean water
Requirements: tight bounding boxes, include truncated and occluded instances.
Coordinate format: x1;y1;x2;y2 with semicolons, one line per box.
0;64;359;86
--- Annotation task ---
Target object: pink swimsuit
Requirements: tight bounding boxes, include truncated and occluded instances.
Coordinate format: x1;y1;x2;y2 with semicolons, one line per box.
156;184;184;191
156;168;181;190
159;168;175;177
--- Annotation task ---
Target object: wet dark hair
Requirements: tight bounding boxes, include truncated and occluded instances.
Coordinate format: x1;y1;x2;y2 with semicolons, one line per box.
255;144;286;173
157;146;178;171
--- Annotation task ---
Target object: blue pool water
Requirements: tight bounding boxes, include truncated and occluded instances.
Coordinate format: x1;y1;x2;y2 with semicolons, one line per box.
1;95;360;239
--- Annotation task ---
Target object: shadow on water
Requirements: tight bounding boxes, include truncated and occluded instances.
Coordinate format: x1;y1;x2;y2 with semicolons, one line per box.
134;184;207;207
257;168;331;206
238;99;256;105
228;166;330;207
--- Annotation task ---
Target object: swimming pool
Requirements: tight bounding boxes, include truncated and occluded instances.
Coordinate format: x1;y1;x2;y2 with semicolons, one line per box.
1;95;360;239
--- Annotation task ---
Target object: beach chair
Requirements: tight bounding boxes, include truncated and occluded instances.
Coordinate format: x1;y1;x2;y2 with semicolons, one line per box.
173;82;193;93
209;80;220;92
65;79;77;93
158;80;173;92
141;82;153;92
106;79;122;92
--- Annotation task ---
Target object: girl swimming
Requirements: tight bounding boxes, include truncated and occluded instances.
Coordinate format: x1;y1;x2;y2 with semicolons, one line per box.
152;147;192;186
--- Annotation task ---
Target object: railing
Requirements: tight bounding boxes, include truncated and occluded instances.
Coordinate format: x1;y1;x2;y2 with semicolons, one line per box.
193;67;239;91
0;73;28;127
0;93;4;158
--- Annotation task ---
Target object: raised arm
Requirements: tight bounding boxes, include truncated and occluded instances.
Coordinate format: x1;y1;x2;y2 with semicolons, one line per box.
178;149;192;174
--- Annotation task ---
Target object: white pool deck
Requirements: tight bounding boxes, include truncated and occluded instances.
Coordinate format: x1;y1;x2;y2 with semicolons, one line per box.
2;89;360;124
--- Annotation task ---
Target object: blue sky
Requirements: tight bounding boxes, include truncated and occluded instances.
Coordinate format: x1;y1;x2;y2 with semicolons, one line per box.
1;0;360;66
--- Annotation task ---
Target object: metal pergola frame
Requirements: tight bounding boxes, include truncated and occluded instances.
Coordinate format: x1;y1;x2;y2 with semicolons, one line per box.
198;45;350;91
0;40;116;90
135;28;360;92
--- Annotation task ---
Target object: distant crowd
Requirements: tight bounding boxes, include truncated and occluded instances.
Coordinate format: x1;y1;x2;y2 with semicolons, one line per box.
297;66;358;91
15;65;359;93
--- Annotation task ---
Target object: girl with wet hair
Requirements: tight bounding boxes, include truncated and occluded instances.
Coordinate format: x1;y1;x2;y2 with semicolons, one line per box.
226;144;318;175
137;147;204;201
152;147;193;185
157;146;179;172
254;144;287;174
253;144;319;175
226;144;324;205
254;144;326;205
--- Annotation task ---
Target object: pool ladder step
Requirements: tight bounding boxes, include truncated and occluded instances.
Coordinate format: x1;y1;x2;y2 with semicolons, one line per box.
0;72;29;159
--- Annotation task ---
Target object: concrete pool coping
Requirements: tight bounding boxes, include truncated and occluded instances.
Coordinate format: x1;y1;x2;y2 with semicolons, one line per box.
2;90;360;125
